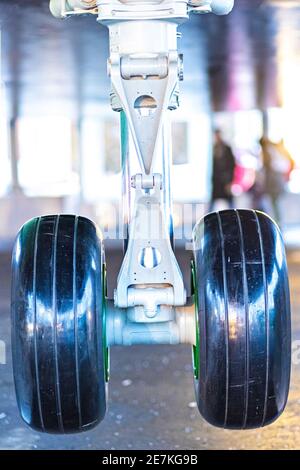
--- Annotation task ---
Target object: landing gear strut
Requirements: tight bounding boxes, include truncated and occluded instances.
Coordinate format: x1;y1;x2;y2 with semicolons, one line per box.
11;0;291;433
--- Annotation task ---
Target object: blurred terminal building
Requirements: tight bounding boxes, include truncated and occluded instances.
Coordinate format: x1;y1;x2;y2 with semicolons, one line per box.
0;0;300;247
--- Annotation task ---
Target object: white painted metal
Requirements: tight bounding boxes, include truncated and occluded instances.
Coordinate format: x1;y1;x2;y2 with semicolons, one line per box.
120;55;168;80
49;0;234;19
107;22;180;174
106;301;196;346
97;0;188;23
127;301;176;324
127;287;175;319
114;174;186;311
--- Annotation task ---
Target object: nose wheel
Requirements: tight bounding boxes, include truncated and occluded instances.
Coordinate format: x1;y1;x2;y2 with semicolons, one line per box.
12;215;107;433
192;210;291;429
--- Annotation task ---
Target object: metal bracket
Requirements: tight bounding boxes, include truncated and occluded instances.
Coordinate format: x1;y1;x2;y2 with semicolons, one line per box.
109;46;180;174
114;174;186;314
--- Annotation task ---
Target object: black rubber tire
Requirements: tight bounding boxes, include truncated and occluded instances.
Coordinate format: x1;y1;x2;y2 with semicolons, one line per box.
193;210;291;429
11;215;107;434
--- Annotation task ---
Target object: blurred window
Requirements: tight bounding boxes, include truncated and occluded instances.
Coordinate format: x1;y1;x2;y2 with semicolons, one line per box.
18;116;79;196
104;120;121;174
268;107;300;169
172;122;188;165
214;110;263;151
172;113;212;202
81;117;121;203
0;84;11;196
267;108;283;143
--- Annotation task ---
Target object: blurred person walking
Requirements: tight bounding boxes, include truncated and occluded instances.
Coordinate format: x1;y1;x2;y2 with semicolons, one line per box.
209;129;236;212
258;137;294;225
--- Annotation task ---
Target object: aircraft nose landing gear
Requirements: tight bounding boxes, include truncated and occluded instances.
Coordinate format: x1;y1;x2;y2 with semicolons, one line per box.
11;0;291;434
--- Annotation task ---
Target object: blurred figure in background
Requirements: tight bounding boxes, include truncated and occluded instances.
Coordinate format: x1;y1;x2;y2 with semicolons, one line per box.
249;143;266;214
209;129;236;212
255;137;294;224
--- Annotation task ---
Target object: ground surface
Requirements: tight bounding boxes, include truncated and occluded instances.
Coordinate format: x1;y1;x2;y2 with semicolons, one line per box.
0;251;299;450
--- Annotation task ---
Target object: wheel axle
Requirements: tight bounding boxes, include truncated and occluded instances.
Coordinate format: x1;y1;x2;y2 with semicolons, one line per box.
106;301;196;346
